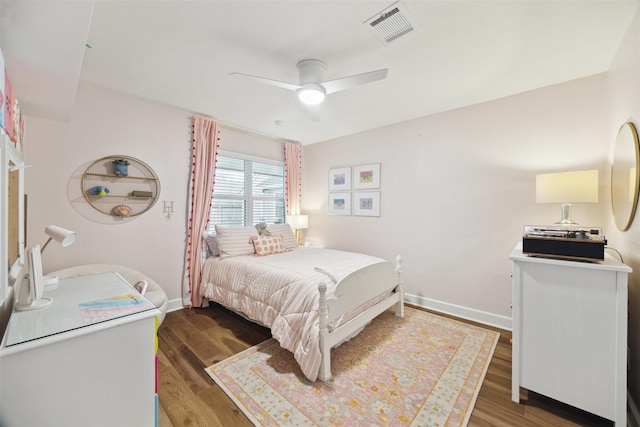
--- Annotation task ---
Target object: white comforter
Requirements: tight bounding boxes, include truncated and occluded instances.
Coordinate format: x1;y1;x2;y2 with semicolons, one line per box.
200;246;386;381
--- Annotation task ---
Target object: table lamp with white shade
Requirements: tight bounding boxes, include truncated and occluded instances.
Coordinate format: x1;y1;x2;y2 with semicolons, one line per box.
287;215;309;246
535;170;598;225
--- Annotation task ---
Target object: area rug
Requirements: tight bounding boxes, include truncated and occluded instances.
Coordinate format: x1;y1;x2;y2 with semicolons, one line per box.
206;306;499;426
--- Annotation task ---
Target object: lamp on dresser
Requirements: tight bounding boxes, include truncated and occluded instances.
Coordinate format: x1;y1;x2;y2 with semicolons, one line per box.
287;215;309;246
535;169;598;225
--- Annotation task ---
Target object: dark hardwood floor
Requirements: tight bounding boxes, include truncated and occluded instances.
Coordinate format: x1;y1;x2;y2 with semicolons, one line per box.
157;304;615;426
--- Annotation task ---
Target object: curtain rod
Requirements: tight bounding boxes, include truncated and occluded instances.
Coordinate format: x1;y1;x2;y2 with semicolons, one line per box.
191;114;300;145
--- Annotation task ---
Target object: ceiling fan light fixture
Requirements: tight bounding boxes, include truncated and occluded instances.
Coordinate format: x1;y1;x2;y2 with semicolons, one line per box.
298;85;325;105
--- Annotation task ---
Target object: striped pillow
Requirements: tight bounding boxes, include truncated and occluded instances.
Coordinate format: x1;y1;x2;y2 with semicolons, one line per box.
214;225;257;258
266;223;298;249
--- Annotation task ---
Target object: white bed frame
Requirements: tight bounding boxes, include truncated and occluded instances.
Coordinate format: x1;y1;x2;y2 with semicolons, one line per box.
317;255;404;381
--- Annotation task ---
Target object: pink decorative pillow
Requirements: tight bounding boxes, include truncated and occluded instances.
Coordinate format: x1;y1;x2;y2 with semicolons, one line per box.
249;235;287;256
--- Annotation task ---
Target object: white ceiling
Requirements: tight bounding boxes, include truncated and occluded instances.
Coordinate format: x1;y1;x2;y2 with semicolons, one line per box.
0;1;638;145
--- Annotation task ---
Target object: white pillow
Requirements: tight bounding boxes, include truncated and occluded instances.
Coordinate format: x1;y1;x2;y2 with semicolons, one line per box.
266;223;298;249
214;225;257;258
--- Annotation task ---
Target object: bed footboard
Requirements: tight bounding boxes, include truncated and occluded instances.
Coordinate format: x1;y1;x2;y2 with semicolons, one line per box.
317;255;403;381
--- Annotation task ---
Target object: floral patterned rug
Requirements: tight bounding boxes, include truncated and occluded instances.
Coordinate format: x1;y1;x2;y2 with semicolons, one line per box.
206;306;499;426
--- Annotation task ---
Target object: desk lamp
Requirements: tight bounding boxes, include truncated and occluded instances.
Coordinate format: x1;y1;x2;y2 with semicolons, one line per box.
536;170;598;225
15;225;77;311
41;225;77;288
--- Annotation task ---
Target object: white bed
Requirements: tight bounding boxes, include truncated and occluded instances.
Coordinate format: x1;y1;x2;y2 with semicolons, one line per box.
199;224;404;382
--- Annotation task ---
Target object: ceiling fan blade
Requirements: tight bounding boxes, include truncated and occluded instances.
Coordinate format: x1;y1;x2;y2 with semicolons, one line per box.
322;68;388;95
229;72;302;92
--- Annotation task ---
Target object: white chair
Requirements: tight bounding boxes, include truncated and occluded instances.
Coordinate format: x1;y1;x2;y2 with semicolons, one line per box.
48;264;168;324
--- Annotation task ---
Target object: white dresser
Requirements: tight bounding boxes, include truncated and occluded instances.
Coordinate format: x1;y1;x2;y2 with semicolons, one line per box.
510;243;630;426
0;272;160;427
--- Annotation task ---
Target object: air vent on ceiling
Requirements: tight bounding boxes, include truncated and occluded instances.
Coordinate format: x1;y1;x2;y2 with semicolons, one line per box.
364;1;418;45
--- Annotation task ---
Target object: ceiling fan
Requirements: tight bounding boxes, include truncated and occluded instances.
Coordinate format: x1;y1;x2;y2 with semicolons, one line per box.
229;59;388;114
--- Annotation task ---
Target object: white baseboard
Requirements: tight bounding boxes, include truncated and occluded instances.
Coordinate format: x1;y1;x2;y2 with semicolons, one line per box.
167;294;512;330
167;298;185;313
404;293;512;331
630;392;640;427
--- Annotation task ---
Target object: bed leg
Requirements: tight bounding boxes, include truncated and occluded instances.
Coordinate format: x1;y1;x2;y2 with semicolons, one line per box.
318;281;331;381
395;255;404;318
318;349;331;382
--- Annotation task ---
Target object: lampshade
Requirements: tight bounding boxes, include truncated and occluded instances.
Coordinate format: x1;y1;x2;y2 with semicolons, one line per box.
297;85;325;105
536;170;598;225
536;170;599;203
287;215;309;230
44;225;77;248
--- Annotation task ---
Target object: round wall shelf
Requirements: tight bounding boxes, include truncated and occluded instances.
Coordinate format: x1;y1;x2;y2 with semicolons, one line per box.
81;155;160;218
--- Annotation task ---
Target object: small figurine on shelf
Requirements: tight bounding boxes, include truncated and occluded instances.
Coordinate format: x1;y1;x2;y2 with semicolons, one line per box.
88;185;110;196
112;158;129;176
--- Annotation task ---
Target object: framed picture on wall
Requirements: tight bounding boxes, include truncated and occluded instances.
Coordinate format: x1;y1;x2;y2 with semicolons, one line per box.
353;191;380;217
328;167;351;191
328;192;351;215
353;163;380;189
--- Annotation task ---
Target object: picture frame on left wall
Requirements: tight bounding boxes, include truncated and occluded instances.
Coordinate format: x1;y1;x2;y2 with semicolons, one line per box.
328;192;351;215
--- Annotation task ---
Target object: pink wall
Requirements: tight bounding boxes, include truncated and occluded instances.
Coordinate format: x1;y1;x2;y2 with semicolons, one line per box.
22;72;615;324
303;74;609;327
22;82;283;305
23;84;191;303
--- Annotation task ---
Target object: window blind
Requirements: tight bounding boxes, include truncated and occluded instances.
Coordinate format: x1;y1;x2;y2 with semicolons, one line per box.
209;154;285;232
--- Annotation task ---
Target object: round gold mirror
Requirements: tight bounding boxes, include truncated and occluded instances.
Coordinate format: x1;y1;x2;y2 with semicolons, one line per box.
611;122;639;231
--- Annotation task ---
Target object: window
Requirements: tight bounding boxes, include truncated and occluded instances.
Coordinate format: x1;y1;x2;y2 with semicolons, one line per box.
209;154;285;232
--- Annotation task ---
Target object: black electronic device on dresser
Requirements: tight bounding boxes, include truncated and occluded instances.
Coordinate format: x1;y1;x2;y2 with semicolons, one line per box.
522;225;606;262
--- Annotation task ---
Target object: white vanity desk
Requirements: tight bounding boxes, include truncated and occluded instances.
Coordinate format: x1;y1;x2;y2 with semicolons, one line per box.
510;243;630;426
0;272;160;427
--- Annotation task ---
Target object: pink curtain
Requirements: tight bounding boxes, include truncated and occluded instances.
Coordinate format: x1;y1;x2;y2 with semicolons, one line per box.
284;141;302;216
183;117;219;308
